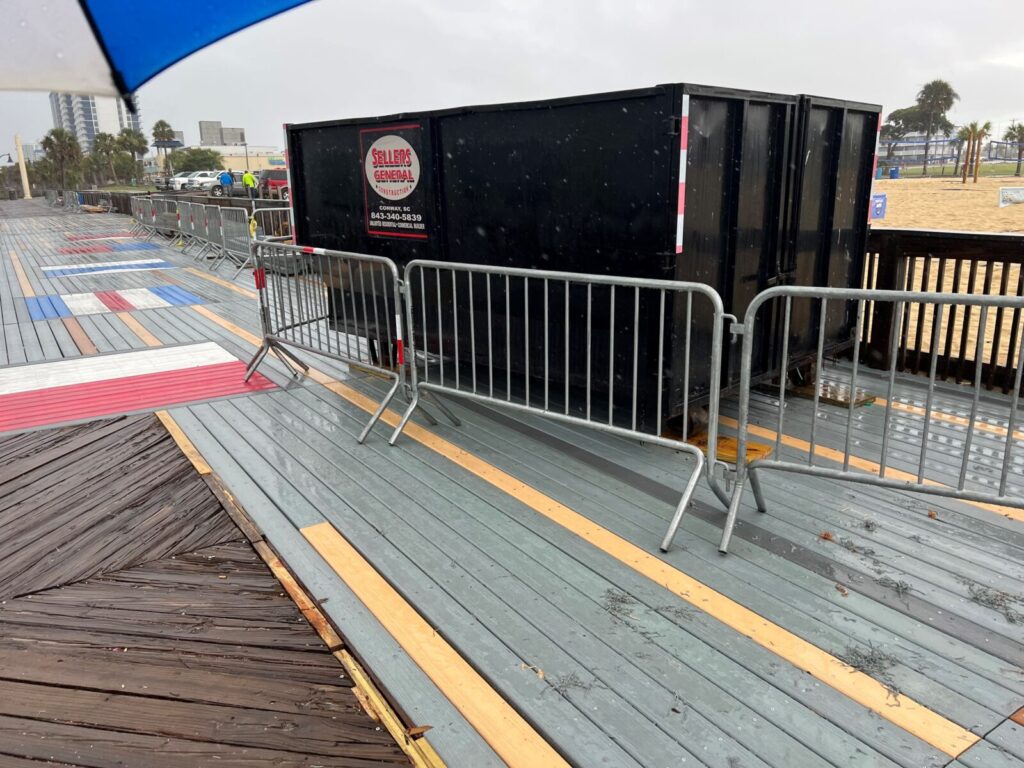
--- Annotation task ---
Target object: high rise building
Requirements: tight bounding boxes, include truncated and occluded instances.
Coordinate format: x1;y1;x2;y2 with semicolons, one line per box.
199;120;246;146
48;93;142;153
199;120;223;146
172;131;185;145
221;127;246;145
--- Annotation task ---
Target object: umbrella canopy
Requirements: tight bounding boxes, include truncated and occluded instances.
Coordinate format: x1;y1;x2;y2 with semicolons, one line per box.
2;0;312;100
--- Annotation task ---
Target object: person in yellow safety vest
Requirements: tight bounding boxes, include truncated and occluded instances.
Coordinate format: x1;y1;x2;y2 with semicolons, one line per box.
242;169;257;200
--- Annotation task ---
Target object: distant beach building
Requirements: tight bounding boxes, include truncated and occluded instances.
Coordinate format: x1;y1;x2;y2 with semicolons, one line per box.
48;93;141;153
199;120;246;146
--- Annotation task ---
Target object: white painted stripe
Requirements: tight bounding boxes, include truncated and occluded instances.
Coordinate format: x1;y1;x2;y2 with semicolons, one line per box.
42;258;169;271
0;342;236;396
117;288;173;310
675;215;685;250
60;292;110;315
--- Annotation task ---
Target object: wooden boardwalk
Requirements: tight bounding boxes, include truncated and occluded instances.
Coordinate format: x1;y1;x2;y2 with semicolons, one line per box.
0;414;409;767
2;199;1023;768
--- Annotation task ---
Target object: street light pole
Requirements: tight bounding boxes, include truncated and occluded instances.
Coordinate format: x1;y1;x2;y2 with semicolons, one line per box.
243;141;249;171
14;135;31;199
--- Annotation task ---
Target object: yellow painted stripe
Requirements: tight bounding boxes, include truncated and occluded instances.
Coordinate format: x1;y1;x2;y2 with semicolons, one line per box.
184;267;258;298
116;311;162;347
879;397;1024;443
191;303;979;758
155;410;212;475
9;251;34;297
722;415;1024;524
304;522;569;768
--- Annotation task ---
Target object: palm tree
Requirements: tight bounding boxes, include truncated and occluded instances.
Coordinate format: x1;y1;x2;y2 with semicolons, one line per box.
973;121;991;182
1004;123;1024;177
915;80;959;176
152;119;175;174
40;128;83;190
952;126;970;175
92;132;119;184
117;128;148;181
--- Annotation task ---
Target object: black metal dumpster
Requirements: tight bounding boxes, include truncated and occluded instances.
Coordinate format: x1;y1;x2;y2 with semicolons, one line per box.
287;83;879;433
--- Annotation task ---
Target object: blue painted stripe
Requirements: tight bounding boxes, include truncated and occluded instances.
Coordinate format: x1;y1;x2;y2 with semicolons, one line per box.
166;285;204;305
148;285;188;306
110;242;161;252
25;295;72;320
49;295;73;317
25;297;47;321
45;261;174;277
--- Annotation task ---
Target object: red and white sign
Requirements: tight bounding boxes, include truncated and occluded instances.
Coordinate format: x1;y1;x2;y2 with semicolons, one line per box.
365;134;420;201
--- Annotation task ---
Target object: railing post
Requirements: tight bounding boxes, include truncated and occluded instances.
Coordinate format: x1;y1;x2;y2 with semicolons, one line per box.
866;230;902;370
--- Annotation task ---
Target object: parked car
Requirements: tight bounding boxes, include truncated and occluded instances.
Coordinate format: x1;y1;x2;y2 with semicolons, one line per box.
258;169;289;201
211;171;251;198
168;171;200;191
184;171;220;192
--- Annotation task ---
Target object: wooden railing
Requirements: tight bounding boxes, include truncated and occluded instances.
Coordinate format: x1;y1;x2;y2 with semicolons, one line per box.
863;228;1024;393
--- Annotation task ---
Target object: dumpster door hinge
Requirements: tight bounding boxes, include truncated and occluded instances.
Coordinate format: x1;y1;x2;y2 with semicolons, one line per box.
668;116;682;136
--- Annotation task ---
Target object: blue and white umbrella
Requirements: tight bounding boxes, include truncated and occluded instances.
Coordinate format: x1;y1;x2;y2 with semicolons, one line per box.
1;0;313;102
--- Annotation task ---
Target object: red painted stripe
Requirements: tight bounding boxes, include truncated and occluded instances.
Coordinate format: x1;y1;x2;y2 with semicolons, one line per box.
677;182;686;214
95;291;135;312
301;246;315;254
0;361;276;432
57;244;114;254
679;116;689;151
396;339;405;366
254;268;267;290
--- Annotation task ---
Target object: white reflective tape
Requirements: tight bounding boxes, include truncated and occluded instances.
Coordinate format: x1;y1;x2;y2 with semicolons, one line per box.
394;313;403;341
0;342;235;395
117;288;172;310
60;292;109;315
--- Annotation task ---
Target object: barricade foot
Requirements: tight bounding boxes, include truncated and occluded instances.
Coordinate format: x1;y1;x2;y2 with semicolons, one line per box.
244;344;270;382
659;447;705;553
388;394;420;446
357;377;401;445
749;467;768;513
718;474;746;554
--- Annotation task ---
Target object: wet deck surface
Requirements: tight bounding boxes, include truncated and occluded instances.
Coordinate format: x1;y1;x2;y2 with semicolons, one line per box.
0;411;408;767
2;198;1023;767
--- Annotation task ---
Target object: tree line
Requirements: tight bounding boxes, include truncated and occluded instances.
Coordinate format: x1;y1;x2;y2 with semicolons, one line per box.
881;79;1024;178
3;118;224;193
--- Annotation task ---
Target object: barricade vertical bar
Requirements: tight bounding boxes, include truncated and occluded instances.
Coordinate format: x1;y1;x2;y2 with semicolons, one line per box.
957;306;988;489
775;296;792;457
631;286;639;431
469;274;477;394
437;269;444;383
524;277;530;407
656;290;665;432
608;285;615;425
842;300;866;471
505;275;511;401
683;293;692;440
452;271;460;389
586;284;592;420
879;300;906;478
917;303;946;483
486;276;493;396
544;279;549;411
420;271;429;382
564;281;570;416
998;333;1024;495
808;299;828;466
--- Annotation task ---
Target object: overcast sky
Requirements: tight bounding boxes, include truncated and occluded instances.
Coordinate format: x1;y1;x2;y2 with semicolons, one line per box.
1;0;1022;153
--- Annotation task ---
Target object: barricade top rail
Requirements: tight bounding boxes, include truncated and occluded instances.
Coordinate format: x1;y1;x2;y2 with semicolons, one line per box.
406;259;728;308
263;240;401;274
745;283;1024;316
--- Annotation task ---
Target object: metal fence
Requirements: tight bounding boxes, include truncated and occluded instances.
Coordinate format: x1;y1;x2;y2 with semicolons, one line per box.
390;260;732;550
217;207;254;276
246;241;406;442
721;285;1024;553
252;207;292;243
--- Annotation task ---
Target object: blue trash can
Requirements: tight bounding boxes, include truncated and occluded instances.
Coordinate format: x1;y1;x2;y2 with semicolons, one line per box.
875;167;884;180
889;167;900;179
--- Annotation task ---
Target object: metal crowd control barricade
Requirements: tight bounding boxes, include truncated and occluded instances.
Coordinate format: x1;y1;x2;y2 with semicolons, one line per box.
152;197;179;239
390;260;732;550
252;207;292;243
246;241;406;443
215;207;253;277
44;190;58;207
722;285;1024;553
199;204;224;261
